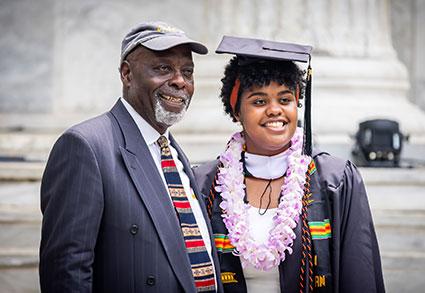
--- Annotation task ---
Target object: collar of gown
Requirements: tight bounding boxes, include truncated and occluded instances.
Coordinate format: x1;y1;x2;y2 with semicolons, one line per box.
244;150;289;180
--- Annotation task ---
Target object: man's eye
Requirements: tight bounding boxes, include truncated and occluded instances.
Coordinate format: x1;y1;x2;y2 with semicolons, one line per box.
157;65;171;72
182;68;194;78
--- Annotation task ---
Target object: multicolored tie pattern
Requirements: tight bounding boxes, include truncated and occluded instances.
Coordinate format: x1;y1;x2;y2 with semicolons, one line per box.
157;136;216;292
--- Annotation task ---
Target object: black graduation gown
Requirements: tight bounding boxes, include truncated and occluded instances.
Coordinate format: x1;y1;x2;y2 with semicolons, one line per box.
193;150;385;293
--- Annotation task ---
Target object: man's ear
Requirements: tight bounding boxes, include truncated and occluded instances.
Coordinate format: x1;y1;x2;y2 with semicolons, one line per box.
120;61;132;87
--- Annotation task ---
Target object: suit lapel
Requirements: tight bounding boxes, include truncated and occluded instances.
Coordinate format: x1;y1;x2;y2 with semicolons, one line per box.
110;100;196;293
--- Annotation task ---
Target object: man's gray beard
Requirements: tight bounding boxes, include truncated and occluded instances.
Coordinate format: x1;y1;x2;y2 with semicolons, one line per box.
154;99;188;126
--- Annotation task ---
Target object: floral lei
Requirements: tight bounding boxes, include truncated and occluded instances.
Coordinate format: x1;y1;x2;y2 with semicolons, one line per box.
215;127;311;271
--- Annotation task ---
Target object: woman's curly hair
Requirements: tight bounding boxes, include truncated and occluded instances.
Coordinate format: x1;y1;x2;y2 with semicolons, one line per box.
220;56;306;122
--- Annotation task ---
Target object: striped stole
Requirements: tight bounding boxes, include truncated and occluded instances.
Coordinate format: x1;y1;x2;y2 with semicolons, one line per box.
157;135;216;292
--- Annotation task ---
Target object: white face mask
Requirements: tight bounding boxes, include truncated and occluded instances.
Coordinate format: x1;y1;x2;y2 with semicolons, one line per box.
154;98;188;126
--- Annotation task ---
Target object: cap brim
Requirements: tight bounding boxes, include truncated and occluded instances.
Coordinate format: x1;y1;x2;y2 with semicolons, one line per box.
142;35;208;55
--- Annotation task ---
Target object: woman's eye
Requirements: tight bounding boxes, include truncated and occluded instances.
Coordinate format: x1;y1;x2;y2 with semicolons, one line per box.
279;97;292;104
253;99;266;105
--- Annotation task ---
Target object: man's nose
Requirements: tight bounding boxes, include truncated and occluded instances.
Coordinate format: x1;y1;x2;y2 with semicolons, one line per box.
169;71;186;89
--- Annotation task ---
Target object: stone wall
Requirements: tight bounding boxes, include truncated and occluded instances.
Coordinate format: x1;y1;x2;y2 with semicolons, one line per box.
0;0;55;113
0;0;209;116
0;0;424;162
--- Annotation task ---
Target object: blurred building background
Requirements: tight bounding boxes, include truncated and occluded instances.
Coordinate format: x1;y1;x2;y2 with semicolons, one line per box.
0;0;424;292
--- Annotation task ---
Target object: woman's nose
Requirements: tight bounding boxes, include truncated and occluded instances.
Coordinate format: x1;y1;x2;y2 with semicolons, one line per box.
265;101;282;116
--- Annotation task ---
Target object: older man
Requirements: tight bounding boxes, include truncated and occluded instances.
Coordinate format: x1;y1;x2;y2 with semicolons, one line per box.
39;21;222;293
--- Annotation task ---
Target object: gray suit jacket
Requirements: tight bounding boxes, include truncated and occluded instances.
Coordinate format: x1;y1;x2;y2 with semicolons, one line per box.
39;100;223;293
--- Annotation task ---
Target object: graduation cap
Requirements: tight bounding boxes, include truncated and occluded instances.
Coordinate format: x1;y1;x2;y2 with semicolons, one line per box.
216;35;314;156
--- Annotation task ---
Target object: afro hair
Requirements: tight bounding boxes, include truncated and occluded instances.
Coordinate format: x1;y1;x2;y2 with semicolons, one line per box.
220;56;306;122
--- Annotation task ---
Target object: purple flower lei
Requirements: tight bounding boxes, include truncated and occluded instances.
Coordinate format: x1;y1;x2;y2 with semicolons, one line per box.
215;127;311;271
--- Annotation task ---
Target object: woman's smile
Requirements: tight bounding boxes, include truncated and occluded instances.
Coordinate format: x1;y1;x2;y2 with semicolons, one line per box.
262;119;288;131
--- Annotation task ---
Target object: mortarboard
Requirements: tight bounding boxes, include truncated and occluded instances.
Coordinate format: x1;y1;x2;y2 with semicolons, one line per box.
216;35;314;156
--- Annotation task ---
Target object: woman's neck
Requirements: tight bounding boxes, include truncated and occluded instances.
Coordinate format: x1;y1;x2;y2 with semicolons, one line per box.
245;176;285;210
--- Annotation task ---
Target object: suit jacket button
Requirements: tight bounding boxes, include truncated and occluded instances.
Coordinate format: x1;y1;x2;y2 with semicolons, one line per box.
146;275;155;286
130;224;138;235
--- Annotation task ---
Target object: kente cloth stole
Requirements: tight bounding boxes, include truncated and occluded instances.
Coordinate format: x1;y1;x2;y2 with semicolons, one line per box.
157;136;216;292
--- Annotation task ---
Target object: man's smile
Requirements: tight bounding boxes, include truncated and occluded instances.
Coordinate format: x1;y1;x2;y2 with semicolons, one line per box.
158;93;187;106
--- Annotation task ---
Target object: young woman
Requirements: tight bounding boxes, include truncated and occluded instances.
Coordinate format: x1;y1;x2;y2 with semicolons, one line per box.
194;36;385;293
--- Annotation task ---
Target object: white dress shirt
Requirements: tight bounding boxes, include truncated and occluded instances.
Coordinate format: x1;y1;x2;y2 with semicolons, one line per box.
242;150;291;292
120;98;215;277
242;207;280;292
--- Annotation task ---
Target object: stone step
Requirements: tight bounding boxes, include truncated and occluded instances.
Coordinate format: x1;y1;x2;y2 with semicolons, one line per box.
3;216;416;243
0;213;424;293
0;172;424;293
1;194;424;263
0;162;45;182
0;182;424;250
0;181;41;272
1;215;423;254
0;252;38;270
0;221;40;264
0;267;39;293
1;130;425;167
382;252;425;293
1;160;425;183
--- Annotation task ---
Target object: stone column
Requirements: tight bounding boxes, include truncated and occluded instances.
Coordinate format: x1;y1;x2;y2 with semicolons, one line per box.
391;0;425;111
175;0;425;162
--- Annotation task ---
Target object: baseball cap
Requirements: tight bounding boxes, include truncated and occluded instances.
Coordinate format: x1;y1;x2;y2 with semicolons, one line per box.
121;21;208;62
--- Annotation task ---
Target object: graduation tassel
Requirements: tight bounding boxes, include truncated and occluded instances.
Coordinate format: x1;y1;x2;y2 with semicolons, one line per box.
303;62;313;157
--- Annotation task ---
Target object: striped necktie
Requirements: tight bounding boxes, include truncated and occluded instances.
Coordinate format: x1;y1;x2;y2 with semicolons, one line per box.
157;135;216;292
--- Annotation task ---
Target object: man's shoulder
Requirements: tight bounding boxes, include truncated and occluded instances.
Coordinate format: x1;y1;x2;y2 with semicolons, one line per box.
67;112;113;136
57;111;117;150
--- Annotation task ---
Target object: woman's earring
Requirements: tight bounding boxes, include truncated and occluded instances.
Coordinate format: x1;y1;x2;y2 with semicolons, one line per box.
297;102;303;108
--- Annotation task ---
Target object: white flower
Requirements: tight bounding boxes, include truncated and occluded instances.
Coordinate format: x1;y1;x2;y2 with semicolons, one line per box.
216;128;311;271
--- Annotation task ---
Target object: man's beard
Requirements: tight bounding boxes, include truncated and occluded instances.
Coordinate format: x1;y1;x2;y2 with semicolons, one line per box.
154;99;188;126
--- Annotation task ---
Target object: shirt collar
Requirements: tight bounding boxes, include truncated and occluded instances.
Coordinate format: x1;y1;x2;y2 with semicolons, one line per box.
120;98;169;146
244;150;289;180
